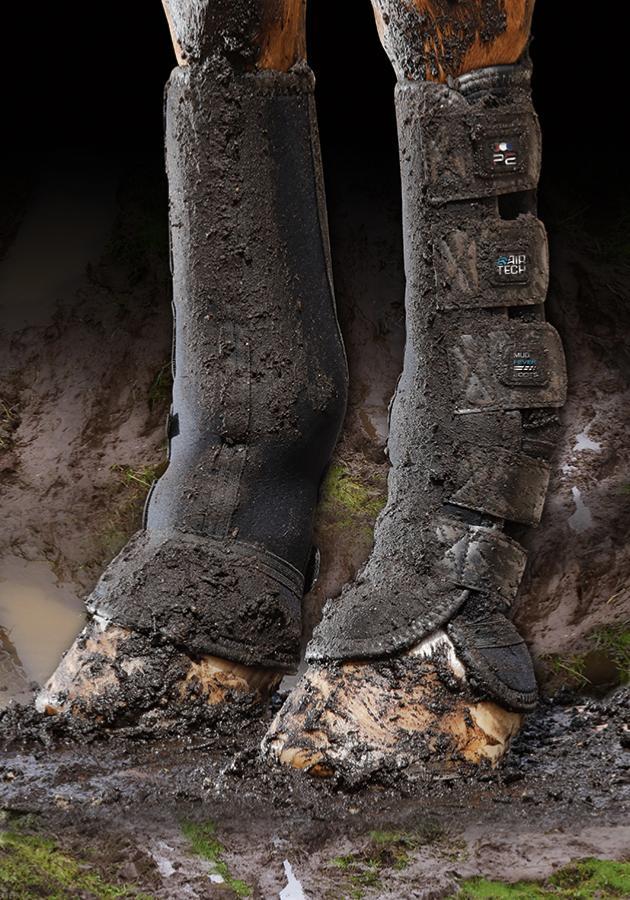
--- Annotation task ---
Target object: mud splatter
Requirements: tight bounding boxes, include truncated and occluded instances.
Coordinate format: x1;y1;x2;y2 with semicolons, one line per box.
371;0;533;82
0;687;627;897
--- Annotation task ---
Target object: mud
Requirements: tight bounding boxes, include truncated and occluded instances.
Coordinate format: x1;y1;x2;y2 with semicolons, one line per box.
265;638;525;779
0;557;84;689
0;686;628;897
163;0;296;69
515;231;630;672
308;66;563;719
0;155;172;701
0;630;30;708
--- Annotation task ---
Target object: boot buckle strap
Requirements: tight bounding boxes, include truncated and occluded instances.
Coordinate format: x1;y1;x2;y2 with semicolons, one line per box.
449;448;551;525
433;213;549;310
448;322;567;414
421;101;541;204
435;517;527;604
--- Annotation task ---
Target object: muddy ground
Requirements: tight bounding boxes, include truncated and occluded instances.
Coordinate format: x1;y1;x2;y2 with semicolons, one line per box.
0;154;172;695
0;684;628;898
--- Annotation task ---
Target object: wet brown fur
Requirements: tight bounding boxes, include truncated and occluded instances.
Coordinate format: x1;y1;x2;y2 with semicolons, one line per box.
163;0;532;77
371;0;535;82
257;0;307;71
419;0;534;80
162;0;306;70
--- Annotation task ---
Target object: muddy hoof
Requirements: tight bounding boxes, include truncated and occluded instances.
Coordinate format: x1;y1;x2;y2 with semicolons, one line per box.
36;617;282;726
262;632;522;780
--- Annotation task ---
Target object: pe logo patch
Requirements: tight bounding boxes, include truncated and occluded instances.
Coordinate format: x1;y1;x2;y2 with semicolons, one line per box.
492;139;518;169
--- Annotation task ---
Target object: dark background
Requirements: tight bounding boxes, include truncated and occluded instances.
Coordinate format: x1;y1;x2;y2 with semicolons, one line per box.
2;1;625;229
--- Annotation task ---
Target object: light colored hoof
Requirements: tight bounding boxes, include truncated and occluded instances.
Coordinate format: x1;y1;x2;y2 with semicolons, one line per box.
36;617;281;722
35;620;133;717
262;632;522;778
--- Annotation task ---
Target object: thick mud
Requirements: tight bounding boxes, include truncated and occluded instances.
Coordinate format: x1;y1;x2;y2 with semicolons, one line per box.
0;155;171;703
370;0;533;82
0;686;628;897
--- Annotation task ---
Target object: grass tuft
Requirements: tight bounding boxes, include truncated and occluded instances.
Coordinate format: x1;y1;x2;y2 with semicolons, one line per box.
330;824;446;897
95;461;166;563
0;397;18;451
458;858;630;899
181;821;251;897
319;463;386;531
148;363;173;412
541;624;630;691
0;828;151;899
591;626;630;684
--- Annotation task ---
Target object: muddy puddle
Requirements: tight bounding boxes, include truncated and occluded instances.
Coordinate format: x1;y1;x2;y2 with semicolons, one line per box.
0;154;118;705
0;556;84;697
0;152;171;709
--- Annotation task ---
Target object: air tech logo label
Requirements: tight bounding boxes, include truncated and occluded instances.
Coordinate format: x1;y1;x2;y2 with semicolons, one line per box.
492;140;518;168
496;253;527;278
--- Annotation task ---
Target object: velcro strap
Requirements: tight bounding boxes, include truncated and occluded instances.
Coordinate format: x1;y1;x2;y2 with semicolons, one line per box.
448;322;567;413
433;214;548;310
421;100;541;204
449;448;551;525
435;518;527;602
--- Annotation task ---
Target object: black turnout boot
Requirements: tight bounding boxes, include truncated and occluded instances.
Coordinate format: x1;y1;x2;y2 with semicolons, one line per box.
265;60;567;777
37;60;347;721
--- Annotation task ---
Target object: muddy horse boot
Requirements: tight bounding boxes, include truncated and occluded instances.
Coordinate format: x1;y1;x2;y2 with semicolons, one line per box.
37;1;347;724
264;0;567;778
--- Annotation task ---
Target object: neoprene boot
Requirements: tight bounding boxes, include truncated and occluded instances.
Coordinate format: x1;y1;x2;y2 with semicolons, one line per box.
307;60;566;711
84;61;348;673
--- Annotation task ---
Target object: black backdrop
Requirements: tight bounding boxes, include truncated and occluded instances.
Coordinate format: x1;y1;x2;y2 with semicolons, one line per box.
2;2;625;255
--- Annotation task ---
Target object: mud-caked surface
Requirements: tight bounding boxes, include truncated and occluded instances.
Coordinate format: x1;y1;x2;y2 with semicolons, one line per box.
308;67;562;726
36;619;278;727
163;0;289;68
0;686;628;898
370;0;532;82
110;62;348;669
264;645;525;781
87;531;303;672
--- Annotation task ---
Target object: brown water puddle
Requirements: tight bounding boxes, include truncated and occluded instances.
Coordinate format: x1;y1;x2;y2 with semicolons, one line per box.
0;556;85;695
